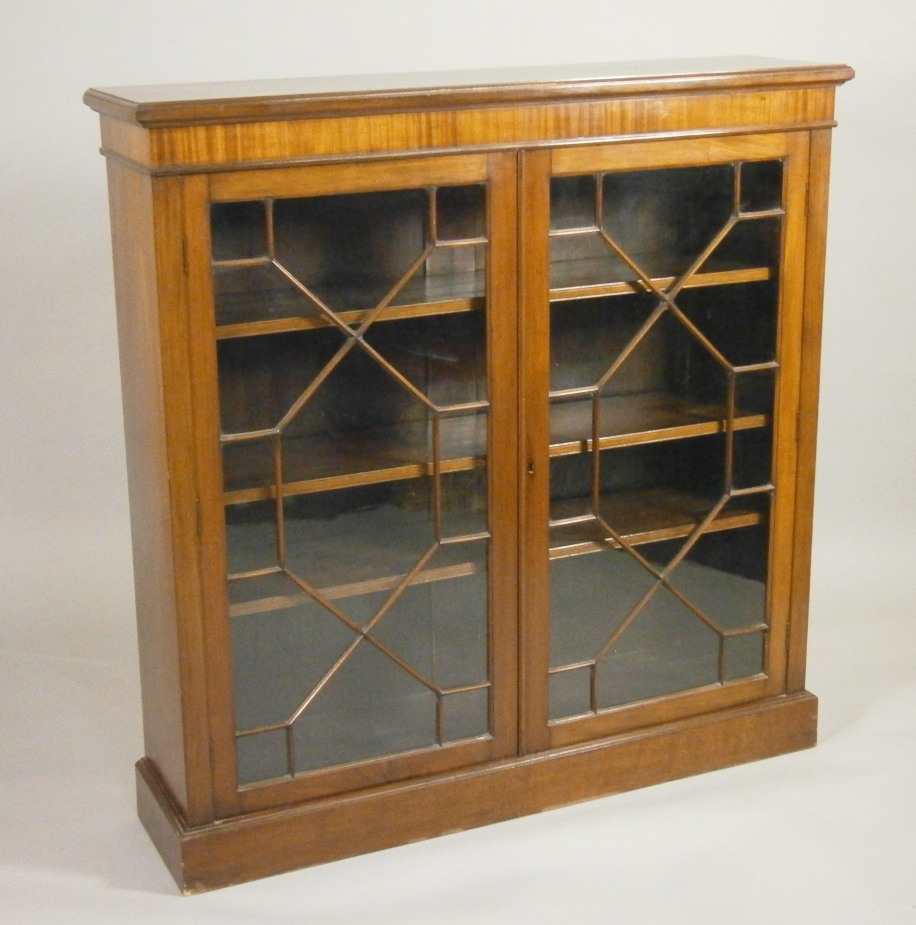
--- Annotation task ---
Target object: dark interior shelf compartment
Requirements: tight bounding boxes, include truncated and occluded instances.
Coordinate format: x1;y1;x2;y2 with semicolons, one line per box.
549;391;768;456
549;487;764;557
214;269;486;340
223;390;768;504
225;488;488;620
227;485;765;620
228;557;484;619
223;389;769;504
223;413;487;504
550;256;772;302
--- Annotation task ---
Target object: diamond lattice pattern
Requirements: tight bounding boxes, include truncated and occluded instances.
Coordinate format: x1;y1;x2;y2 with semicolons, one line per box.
213;185;492;782
548;160;783;718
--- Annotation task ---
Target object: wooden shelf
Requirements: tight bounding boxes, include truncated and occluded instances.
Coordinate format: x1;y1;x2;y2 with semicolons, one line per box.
212;255;772;340
230;484;763;618
549;391;768;455
227;487;766;620
227;500;488;619
229;480;765;617
224;413;488;504
229;559;483;618
224;391;767;504
549;487;763;558
549;254;773;302
214;268;486;340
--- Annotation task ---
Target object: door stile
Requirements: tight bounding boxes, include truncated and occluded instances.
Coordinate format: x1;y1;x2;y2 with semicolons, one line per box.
193;153;523;816
484;151;523;756
523;133;812;753
517;148;553;755
184;170;241;820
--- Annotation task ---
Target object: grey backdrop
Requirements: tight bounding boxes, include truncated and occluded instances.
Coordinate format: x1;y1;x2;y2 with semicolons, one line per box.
2;1;914;921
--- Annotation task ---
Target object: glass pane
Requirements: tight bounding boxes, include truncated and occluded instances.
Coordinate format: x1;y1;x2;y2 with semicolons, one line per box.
237;730;287;786
282;484;437;595
550;294;659;394
595;584;721;707
549;666;591;721
706;218;781;278
293;641;439;772
211;201;267;261
213;263;323;327
371;543;489;690
736;367;776;417
547;157;782;719
225;500;278;576
364;311;488;406
550;175;596;230
549;231;624;291
214;179;493;784
549;162;784;296
551;547;655;669
732;426;775;491
740;160;784;213
436;184;486;240
212;184;487;328
273;189;427;311
232;601;354;731
600;164;734;271
723;632;766;681
441;687;489;741
218;329;343;437
676;281;778;367
649;510;771;635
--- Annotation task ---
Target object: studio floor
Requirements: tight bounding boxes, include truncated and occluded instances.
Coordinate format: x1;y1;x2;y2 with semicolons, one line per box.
1;536;913;924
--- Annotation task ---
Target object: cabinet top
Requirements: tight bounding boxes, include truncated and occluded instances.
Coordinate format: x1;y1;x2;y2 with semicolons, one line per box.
84;56;854;127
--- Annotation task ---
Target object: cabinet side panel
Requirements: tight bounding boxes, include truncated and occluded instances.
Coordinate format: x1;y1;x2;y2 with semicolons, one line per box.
787;129;834;692
106;160;188;809
766;131;812;694
151;175;218;824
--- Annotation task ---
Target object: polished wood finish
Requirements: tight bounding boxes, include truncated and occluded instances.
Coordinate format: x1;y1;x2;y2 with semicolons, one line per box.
105;161;190;811
85;57;852;124
85;58;853;173
87;57;852;892
92;87;837;174
138;691;818;894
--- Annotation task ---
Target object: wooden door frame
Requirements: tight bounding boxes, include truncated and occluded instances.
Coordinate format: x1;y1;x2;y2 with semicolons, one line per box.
517;132;814;754
181;151;522;818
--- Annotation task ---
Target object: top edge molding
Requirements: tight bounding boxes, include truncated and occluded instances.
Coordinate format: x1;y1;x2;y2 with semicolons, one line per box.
84;57;855;127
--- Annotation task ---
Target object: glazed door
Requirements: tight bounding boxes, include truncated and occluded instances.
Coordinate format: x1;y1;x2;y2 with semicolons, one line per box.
197;153;520;814
520;134;811;751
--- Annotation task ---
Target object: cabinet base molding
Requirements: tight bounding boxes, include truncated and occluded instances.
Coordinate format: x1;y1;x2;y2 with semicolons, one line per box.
138;691;817;894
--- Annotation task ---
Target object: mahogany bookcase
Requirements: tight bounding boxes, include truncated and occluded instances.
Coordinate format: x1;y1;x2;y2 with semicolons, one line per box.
85;56;853;892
